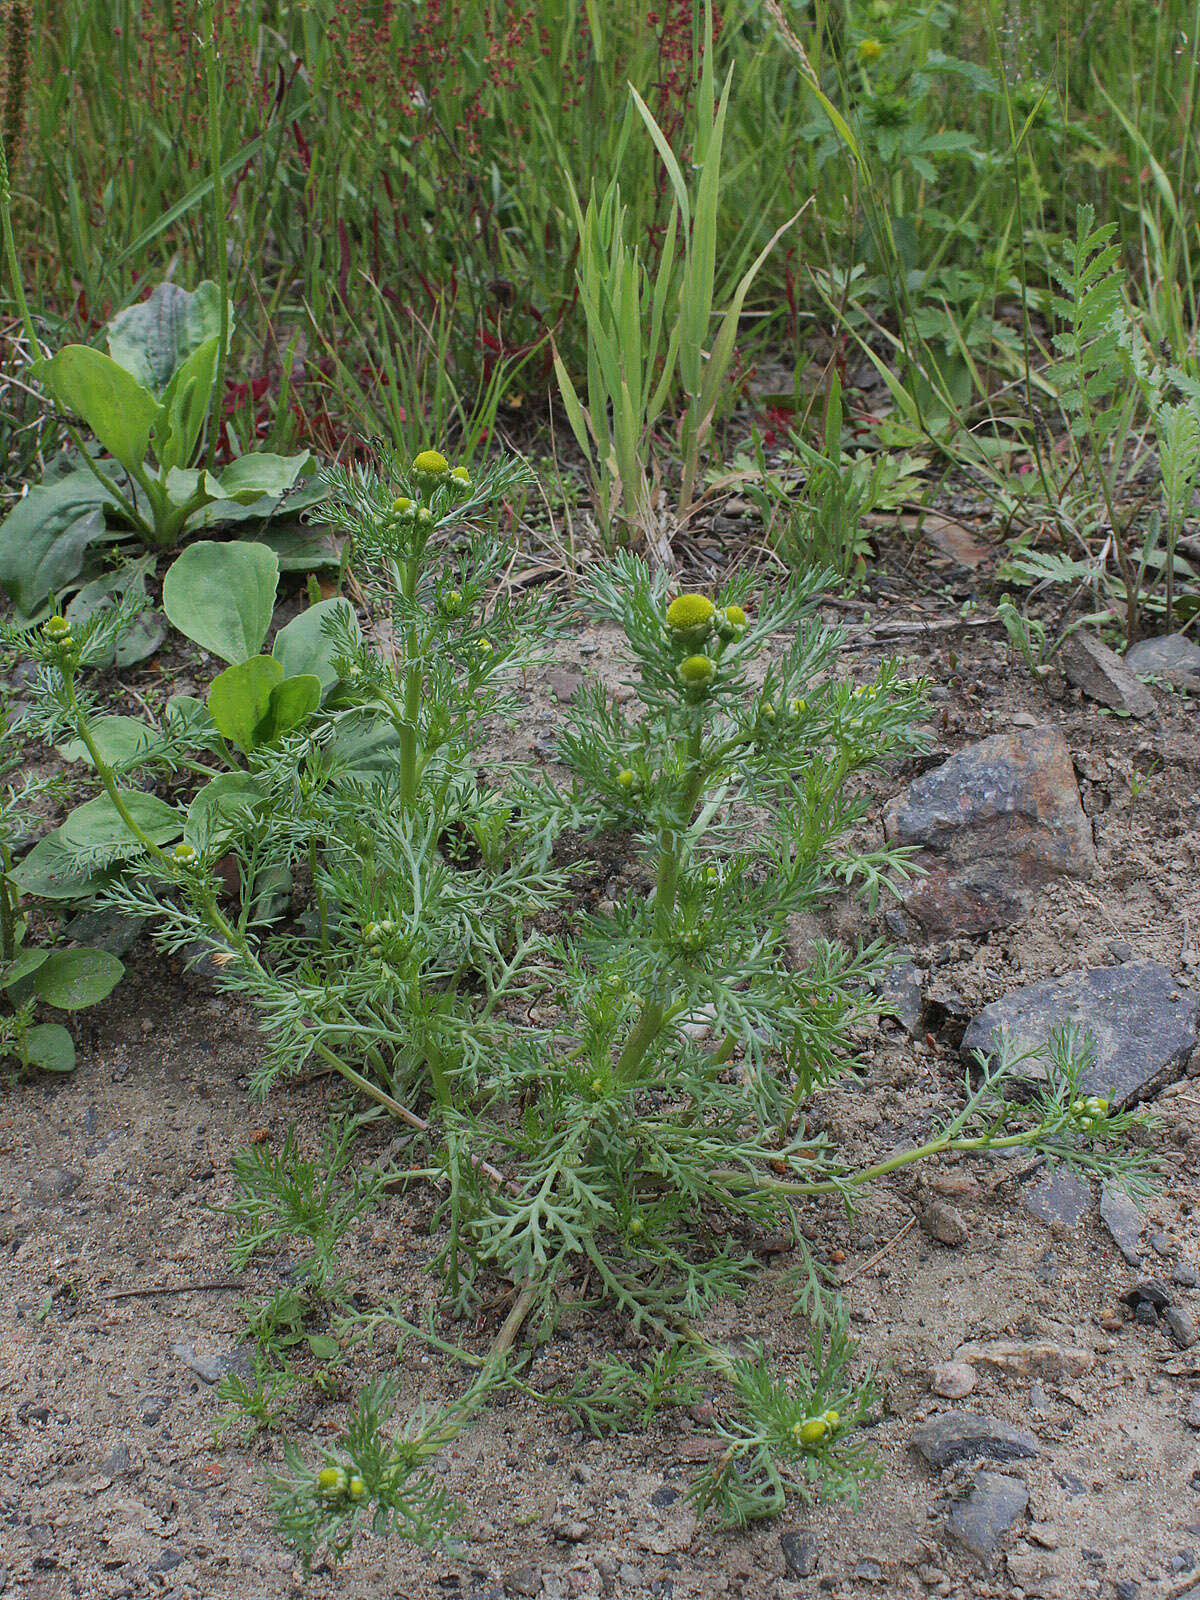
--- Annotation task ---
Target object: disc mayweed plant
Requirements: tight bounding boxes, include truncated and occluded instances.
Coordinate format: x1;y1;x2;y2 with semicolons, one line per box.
3;457;1152;1566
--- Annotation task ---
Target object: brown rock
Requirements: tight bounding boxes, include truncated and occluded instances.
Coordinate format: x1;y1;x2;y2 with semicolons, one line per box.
930;1360;977;1399
917;1200;969;1247
883;727;1096;934
952;1340;1094;1383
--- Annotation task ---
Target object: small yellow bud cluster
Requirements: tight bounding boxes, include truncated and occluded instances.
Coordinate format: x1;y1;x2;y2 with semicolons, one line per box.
41;613;78;667
363;919;396;957
1071;1094;1110;1133
791;1408;840;1448
410;451;471;499
438;587;466;619
857;36;883;62
316;1465;365;1504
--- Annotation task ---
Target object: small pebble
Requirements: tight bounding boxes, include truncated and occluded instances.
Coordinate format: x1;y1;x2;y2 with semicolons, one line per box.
930;1360;977;1399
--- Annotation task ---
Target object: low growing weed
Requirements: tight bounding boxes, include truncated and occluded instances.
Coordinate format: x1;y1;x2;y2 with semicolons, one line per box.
3;448;1154;1564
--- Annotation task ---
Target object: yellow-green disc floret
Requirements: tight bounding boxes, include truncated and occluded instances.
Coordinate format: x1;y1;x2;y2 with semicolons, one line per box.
412;449;450;478
347;1475;366;1501
793;1416;829;1447
172;842;198;865
617;768;636;789
857;36;883;61
678;654;715;687
666;594;716;635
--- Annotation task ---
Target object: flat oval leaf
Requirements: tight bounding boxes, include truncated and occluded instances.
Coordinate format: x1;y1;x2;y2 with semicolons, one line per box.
24;1023;76;1072
162;540;279;663
10;832;114;900
185;772;264;848
1;948;49;989
106;280;228;395
272;598;359;691
57;715;155;769
34;948;124;1010
30;346;161;475
207;450;313;504
0;469;115;612
265;673;322;740
60;792;183;856
207;655;283;750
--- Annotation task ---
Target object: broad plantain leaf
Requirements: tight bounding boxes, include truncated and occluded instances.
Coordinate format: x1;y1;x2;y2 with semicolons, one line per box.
30;346;161;476
34;948;124;1010
57;715;156;769
207;654;284;750
24;1023;76;1072
272;597;359;691
60;792;183;856
0;470;116;612
162;540;279;663
106;280;229;395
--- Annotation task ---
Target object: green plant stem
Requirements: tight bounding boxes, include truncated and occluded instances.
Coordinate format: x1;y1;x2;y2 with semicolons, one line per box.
203;0;231;474
0;842;17;966
64;424;157;542
397;557;422;807
616;718;706;1083
0;138;39;353
714;1123;1072;1198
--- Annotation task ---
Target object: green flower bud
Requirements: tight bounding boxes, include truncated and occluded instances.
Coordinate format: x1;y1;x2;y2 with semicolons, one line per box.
477;638;494;656
716;602;748;641
589;1076;605;1096
317;1466;347;1498
347;1475;366;1501
617;768;636;790
412;449;450;480
678;654;715;690
793;1416;829;1447
391;496;417;520
439;588;465;618
823;1408;840;1428
42;614;72;641
858;36;883;62
449;465;472;493
628;1215;645;1238
364;922;382;946
665;593;716;647
172;842;198;866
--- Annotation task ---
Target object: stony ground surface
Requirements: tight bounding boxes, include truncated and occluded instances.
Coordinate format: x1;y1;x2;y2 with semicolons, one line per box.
3;527;1200;1600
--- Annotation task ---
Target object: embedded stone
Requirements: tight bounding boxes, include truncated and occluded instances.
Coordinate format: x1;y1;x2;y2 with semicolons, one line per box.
951;1341;1094;1383
960;962;1200;1107
883;727;1096;934
1100;1184;1144;1265
1023;1169;1092;1233
1125;633;1200;692
1060;633;1156;718
946;1472;1029;1564
912;1411;1040;1469
930;1361;977;1399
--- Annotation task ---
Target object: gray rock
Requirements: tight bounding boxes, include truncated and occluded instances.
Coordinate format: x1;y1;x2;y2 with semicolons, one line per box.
139;1396;168;1426
1125;633;1200;692
780;1530;820;1578
1100;1184;1145;1265
912;1411;1041;1469
1174;1263;1200;1288
1165;1307;1199;1349
883;727;1096;934
1023;1169;1091;1233
148;1550;184;1575
100;1442;132;1477
880;960;925;1036
1187;1395;1200;1430
918;1200;969;1247
851;1557;884;1581
1061;633;1157;718
1121;1278;1172;1310
64;908;145;957
502;1567;543;1598
171;1344;255;1386
960;962;1200;1108
1151;1230;1178;1257
946;1472;1029;1564
28;1167;83;1204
